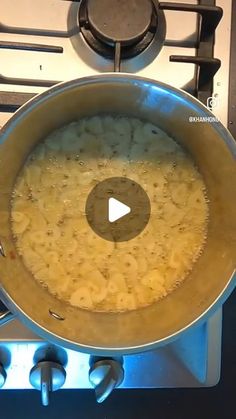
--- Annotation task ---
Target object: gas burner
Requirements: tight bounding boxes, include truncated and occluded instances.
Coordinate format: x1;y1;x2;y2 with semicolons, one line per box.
87;0;153;45
79;0;165;69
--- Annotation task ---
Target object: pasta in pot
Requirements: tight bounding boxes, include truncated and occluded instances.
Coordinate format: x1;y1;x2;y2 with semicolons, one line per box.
11;116;209;312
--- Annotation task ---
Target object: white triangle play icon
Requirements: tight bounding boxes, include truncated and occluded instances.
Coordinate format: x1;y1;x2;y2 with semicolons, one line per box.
108;197;131;223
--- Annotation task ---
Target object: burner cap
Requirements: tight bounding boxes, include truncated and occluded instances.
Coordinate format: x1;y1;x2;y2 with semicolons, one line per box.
87;0;153;45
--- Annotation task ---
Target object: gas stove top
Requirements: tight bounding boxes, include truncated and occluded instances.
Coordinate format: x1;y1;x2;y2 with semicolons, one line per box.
0;0;232;126
0;0;233;406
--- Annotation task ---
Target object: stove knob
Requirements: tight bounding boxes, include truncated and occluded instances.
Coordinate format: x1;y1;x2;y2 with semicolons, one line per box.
89;359;124;403
29;361;66;406
0;364;7;388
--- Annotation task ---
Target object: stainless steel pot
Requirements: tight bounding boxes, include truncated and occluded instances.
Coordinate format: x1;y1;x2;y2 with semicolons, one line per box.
0;74;235;355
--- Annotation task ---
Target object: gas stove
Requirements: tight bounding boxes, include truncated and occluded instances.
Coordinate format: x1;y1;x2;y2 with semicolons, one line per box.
0;0;233;406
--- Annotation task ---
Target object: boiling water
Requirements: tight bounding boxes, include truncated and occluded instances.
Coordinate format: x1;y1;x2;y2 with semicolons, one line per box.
11;116;208;312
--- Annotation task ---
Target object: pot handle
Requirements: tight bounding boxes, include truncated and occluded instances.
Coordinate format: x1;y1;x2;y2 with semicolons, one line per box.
0;302;15;327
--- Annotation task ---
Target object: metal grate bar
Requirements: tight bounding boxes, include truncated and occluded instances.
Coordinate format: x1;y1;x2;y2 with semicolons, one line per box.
159;1;222;104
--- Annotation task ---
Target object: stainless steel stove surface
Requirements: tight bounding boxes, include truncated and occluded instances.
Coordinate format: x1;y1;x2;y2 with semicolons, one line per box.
0;310;222;389
0;0;233;406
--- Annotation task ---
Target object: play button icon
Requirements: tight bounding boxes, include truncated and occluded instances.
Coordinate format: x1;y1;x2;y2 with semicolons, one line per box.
108;198;131;223
85;177;151;242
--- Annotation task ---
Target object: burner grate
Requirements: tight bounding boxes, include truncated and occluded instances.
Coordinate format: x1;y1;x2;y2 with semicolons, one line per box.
160;1;223;104
0;1;224;111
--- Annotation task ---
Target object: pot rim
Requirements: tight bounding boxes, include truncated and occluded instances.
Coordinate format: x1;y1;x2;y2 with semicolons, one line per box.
0;73;235;355
1;73;236;156
1;270;235;355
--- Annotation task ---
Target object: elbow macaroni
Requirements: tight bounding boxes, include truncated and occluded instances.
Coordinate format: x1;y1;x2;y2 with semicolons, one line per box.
11;116;208;312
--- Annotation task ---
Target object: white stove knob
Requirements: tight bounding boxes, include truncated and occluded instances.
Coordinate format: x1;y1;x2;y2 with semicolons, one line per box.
29;361;66;406
89;359;124;403
0;364;6;388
